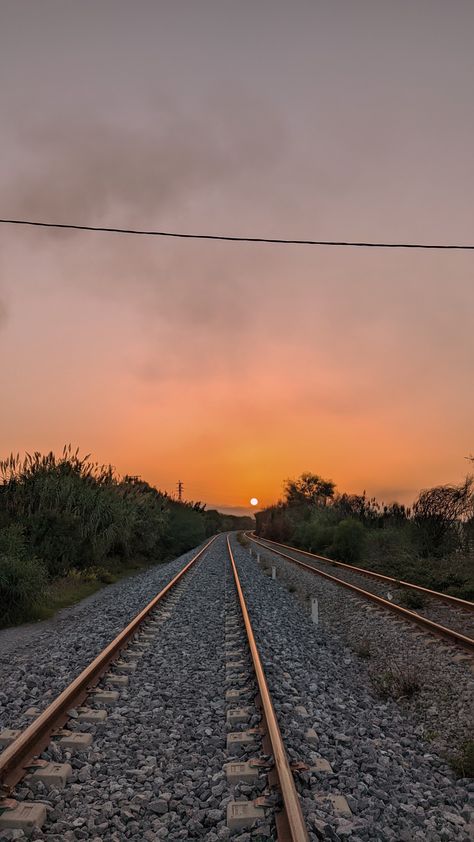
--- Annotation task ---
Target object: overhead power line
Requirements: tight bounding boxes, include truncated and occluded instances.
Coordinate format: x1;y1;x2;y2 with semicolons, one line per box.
0;217;473;250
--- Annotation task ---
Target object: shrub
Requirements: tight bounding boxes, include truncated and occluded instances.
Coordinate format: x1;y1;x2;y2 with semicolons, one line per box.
450;740;474;778
364;526;414;571
164;502;206;556
331;518;366;564
293;512;336;553
0;550;46;626
353;638;371;659
412;477;473;557
399;589;425;610
370;660;420;699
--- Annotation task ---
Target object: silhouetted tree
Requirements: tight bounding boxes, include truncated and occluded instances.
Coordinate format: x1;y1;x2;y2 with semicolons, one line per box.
284;472;335;508
412;476;473;556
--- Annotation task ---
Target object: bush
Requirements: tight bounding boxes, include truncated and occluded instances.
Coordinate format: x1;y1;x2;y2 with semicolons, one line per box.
370;660;420;699
364;526;413;569
353;638;371;658
331;518;366;564
164;502;206;556
450;740;474;778
294;520;334;553
0;552;46;626
399;589;425;610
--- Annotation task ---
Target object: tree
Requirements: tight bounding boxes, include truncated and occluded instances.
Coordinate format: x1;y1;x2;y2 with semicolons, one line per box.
331;519;366;563
334;492;380;524
284;472;335;508
412;476;474;556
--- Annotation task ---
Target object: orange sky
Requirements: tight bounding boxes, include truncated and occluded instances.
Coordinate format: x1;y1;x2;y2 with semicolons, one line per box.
1;2;473;515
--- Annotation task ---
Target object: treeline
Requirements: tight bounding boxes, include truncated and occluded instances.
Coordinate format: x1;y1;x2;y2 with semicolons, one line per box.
255;472;474;599
0;447;253;626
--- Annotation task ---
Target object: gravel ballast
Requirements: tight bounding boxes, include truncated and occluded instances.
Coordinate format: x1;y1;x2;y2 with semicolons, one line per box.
1;534;472;840
231;535;473;841
1;537;278;840
0;543;216;729
249;538;474;760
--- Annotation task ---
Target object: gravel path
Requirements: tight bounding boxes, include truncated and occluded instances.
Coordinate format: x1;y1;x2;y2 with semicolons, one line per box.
230;536;473;840
254;537;474;640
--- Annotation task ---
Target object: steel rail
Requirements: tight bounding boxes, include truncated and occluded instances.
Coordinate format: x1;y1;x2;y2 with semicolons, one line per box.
0;536;217;794
226;536;310;842
249;534;474;612
246;534;474;654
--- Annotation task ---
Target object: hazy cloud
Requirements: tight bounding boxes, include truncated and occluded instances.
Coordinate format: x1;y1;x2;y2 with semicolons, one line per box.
2;98;284;224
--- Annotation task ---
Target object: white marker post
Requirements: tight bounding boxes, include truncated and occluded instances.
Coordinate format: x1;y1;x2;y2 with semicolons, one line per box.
311;597;319;625
271;566;276;580
256;553;260;564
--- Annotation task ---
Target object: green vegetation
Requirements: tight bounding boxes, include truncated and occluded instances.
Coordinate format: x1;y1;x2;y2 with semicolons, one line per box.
0;447;254;628
0;525;46;625
369;660;420;700
352;638;372;659
450;740;474;778
398;589;426;610
255;471;474;598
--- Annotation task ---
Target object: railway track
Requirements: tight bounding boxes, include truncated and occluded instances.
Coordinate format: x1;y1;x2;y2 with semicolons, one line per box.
0;534;471;840
0;536;310;840
247;534;474;654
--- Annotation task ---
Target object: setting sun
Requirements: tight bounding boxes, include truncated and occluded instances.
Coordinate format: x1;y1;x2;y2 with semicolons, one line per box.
250;497;259;506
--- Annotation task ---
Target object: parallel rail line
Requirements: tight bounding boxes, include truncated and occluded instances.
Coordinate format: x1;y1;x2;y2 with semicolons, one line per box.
250;534;474;612
247;533;474;654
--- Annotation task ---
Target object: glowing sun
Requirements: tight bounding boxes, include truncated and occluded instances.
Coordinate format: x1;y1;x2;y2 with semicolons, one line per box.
250;497;259;507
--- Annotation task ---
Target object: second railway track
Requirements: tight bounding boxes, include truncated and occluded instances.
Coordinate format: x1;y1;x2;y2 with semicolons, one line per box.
247;534;474;653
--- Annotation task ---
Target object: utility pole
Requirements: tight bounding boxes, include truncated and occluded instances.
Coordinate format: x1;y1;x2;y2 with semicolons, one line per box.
177;480;183;502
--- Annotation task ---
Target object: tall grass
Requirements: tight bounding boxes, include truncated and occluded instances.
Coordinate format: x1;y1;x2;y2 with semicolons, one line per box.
0;447;254;627
0;525;46;624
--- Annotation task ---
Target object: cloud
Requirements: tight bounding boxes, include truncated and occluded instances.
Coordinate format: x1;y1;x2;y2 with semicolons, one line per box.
0;97;288;370
1;97;284;225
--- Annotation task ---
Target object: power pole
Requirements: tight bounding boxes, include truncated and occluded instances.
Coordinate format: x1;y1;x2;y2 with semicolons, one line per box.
177;480;183;502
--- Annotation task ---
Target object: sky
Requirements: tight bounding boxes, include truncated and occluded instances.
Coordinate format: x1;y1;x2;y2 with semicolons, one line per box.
0;1;473;515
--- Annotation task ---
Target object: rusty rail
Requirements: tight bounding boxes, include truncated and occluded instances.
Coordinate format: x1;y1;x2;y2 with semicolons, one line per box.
0;536;217;794
250;534;474;612
226;536;309;842
247;534;474;654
